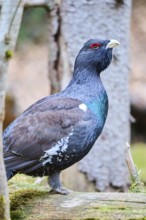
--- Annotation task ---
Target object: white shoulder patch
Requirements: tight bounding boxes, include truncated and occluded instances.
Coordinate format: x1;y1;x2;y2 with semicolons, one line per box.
79;103;87;112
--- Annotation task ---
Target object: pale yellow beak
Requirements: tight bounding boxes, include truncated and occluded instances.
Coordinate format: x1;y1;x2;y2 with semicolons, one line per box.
106;39;120;49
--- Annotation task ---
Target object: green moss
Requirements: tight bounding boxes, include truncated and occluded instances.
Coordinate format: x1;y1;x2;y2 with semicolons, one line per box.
8;174;48;219
10;189;46;210
8;174;47;193
83;218;100;220
90;205;132;213
129;181;145;193
129;218;146;220
5;50;13;59
11;210;25;220
0;195;5;220
10;188;47;220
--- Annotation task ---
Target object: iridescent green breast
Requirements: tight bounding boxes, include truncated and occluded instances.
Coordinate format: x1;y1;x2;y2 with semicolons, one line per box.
86;92;108;126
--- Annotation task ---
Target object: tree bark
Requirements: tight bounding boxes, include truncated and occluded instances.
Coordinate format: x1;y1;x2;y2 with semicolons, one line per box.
0;1;23;219
49;0;132;191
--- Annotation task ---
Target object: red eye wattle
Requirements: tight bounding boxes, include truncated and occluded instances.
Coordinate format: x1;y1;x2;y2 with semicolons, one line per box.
90;43;101;49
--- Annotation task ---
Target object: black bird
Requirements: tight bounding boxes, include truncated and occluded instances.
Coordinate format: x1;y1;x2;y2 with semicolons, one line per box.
3;39;119;194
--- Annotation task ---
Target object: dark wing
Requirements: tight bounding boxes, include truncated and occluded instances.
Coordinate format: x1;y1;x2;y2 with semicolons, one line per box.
3;97;93;173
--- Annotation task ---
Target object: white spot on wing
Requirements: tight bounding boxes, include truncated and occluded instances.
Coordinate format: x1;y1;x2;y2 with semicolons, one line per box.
40;130;74;165
79;103;87;112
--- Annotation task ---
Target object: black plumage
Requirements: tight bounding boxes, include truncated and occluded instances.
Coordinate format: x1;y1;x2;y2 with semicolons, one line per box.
3;39;119;194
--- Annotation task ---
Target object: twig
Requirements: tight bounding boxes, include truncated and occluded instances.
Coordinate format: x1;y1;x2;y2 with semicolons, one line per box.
5;0;22;44
126;142;144;192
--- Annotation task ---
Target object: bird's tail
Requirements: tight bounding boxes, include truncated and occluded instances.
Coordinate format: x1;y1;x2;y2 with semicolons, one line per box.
4;146;42;180
4;150;18;181
6;169;16;180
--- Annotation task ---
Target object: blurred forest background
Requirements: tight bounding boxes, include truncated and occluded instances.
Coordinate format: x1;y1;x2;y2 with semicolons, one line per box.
3;0;146;186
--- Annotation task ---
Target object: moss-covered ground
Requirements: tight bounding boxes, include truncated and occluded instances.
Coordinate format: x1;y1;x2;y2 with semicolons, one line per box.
0;195;5;220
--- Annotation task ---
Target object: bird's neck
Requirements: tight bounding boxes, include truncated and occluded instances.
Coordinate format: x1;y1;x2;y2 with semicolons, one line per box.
64;67;105;101
62;67;108;121
73;65;98;82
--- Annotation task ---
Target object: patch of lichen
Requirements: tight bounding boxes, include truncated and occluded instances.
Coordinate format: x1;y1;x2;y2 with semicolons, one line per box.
0;195;5;220
10;189;47;220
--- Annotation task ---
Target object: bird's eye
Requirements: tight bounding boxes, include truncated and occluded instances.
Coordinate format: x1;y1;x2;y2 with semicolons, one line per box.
90;43;101;49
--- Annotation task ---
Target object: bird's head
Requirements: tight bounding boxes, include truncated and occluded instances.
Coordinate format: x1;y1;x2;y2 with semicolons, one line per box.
74;39;120;74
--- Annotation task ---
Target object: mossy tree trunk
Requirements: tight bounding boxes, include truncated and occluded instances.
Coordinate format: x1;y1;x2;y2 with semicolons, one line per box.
0;1;24;219
11;192;146;220
0;0;56;219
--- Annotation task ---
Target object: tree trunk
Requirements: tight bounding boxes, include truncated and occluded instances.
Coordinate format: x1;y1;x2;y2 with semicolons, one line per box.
0;1;23;219
49;0;132;191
